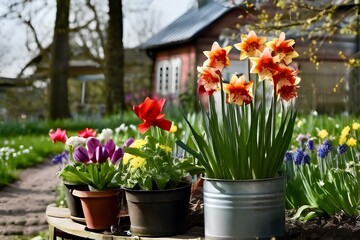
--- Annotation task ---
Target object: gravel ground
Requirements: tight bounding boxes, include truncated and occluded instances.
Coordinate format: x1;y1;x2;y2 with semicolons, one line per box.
0;159;59;239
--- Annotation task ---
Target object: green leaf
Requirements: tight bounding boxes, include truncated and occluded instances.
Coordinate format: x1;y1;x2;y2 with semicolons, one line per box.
291;205;314;220
124;147;150;158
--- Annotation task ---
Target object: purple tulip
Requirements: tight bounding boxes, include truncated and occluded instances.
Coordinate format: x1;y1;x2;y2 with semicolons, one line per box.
111;148;124;165
95;146;109;163
104;139;116;157
87;138;102;161
73;146;90;163
124;138;135;147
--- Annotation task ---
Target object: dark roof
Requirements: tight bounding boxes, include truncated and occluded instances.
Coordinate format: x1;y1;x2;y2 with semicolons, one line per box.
142;1;241;50
0;77;29;88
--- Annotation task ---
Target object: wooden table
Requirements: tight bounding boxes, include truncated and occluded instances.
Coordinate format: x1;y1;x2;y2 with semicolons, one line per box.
46;205;204;240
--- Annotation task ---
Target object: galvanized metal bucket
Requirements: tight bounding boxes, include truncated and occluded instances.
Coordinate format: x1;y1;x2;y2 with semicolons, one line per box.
203;176;286;240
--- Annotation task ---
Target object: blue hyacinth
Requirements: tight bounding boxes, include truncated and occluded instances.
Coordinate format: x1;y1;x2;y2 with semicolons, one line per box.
306;139;315;151
51;151;68;165
317;146;328;159
303;154;311;164
295;149;304;165
323;140;332;152
337;144;347;154
285;151;293;161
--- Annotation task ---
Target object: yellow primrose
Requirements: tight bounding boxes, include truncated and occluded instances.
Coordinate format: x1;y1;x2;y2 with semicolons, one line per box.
296;120;303;128
317;129;329;139
131;139;147;149
346;137;357;147
352;122;360;130
123;153;134;165
341;126;351;136
130;156;145;169
339;135;347;145
170;124;178;133
158;144;172;152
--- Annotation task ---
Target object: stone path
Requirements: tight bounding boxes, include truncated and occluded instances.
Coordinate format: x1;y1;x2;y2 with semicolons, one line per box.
0;159;60;239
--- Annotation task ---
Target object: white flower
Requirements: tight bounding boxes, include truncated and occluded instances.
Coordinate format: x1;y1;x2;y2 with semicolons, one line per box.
65;136;87;152
130;124;137;132
98;128;113;143
115;123;128;134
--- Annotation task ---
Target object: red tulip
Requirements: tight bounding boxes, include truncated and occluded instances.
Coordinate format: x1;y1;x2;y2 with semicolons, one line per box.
133;97;172;134
49;128;67;144
78;128;96;138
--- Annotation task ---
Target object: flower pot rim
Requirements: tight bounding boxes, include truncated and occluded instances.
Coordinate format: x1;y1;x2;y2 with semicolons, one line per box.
62;180;87;186
202;175;286;183
123;181;191;193
72;188;121;198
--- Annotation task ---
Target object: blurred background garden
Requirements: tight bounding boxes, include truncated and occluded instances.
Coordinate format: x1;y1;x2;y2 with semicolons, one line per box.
0;0;360;239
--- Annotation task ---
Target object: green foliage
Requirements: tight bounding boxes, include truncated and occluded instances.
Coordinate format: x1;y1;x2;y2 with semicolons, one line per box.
178;84;297;180
0;135;63;186
0;111;138;137
59;161;121;191
122;134;204;191
285;119;360;220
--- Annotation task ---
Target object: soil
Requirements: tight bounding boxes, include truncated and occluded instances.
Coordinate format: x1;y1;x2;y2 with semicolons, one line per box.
188;199;360;240
0;159;59;239
1;160;360;240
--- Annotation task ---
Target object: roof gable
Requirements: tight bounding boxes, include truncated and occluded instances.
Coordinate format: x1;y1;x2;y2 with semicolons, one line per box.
142;1;243;50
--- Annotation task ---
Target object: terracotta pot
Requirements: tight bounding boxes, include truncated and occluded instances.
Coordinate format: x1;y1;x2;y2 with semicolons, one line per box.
63;183;89;222
72;189;122;231
124;182;191;237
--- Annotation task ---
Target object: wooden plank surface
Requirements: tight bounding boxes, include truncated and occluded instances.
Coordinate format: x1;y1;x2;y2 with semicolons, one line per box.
46;205;204;240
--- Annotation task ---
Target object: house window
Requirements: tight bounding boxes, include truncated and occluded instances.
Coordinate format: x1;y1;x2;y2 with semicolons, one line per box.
171;58;181;95
156;58;181;96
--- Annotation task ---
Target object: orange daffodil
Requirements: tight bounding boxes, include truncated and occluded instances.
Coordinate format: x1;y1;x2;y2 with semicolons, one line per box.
223;74;253;105
203;41;232;70
234;30;266;60
197;65;222;95
266;32;299;65
249;47;279;81
197;31;301;104
197;42;232;95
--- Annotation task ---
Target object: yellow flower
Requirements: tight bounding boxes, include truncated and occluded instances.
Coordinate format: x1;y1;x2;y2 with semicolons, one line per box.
129;156;145;169
131;139;147;149
339;135;347;145
123;153;134;165
170;124;178;133
341;126;351;136
296;120;303;128
159;144;172;152
317;129;329;139
352;122;360;130
346;137;357;147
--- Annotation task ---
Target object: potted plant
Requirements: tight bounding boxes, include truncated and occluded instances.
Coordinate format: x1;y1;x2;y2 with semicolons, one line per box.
58;135;125;231
121;97;204;237
49;128;94;221
177;31;301;239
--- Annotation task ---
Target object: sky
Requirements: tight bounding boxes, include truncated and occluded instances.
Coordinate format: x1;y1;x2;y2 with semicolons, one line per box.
0;0;195;78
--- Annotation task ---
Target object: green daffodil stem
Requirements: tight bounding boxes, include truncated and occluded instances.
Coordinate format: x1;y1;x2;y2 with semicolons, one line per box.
272;87;277;143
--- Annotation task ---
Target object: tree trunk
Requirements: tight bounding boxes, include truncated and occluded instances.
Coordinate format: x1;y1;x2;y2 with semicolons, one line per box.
49;0;70;120
104;0;125;114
